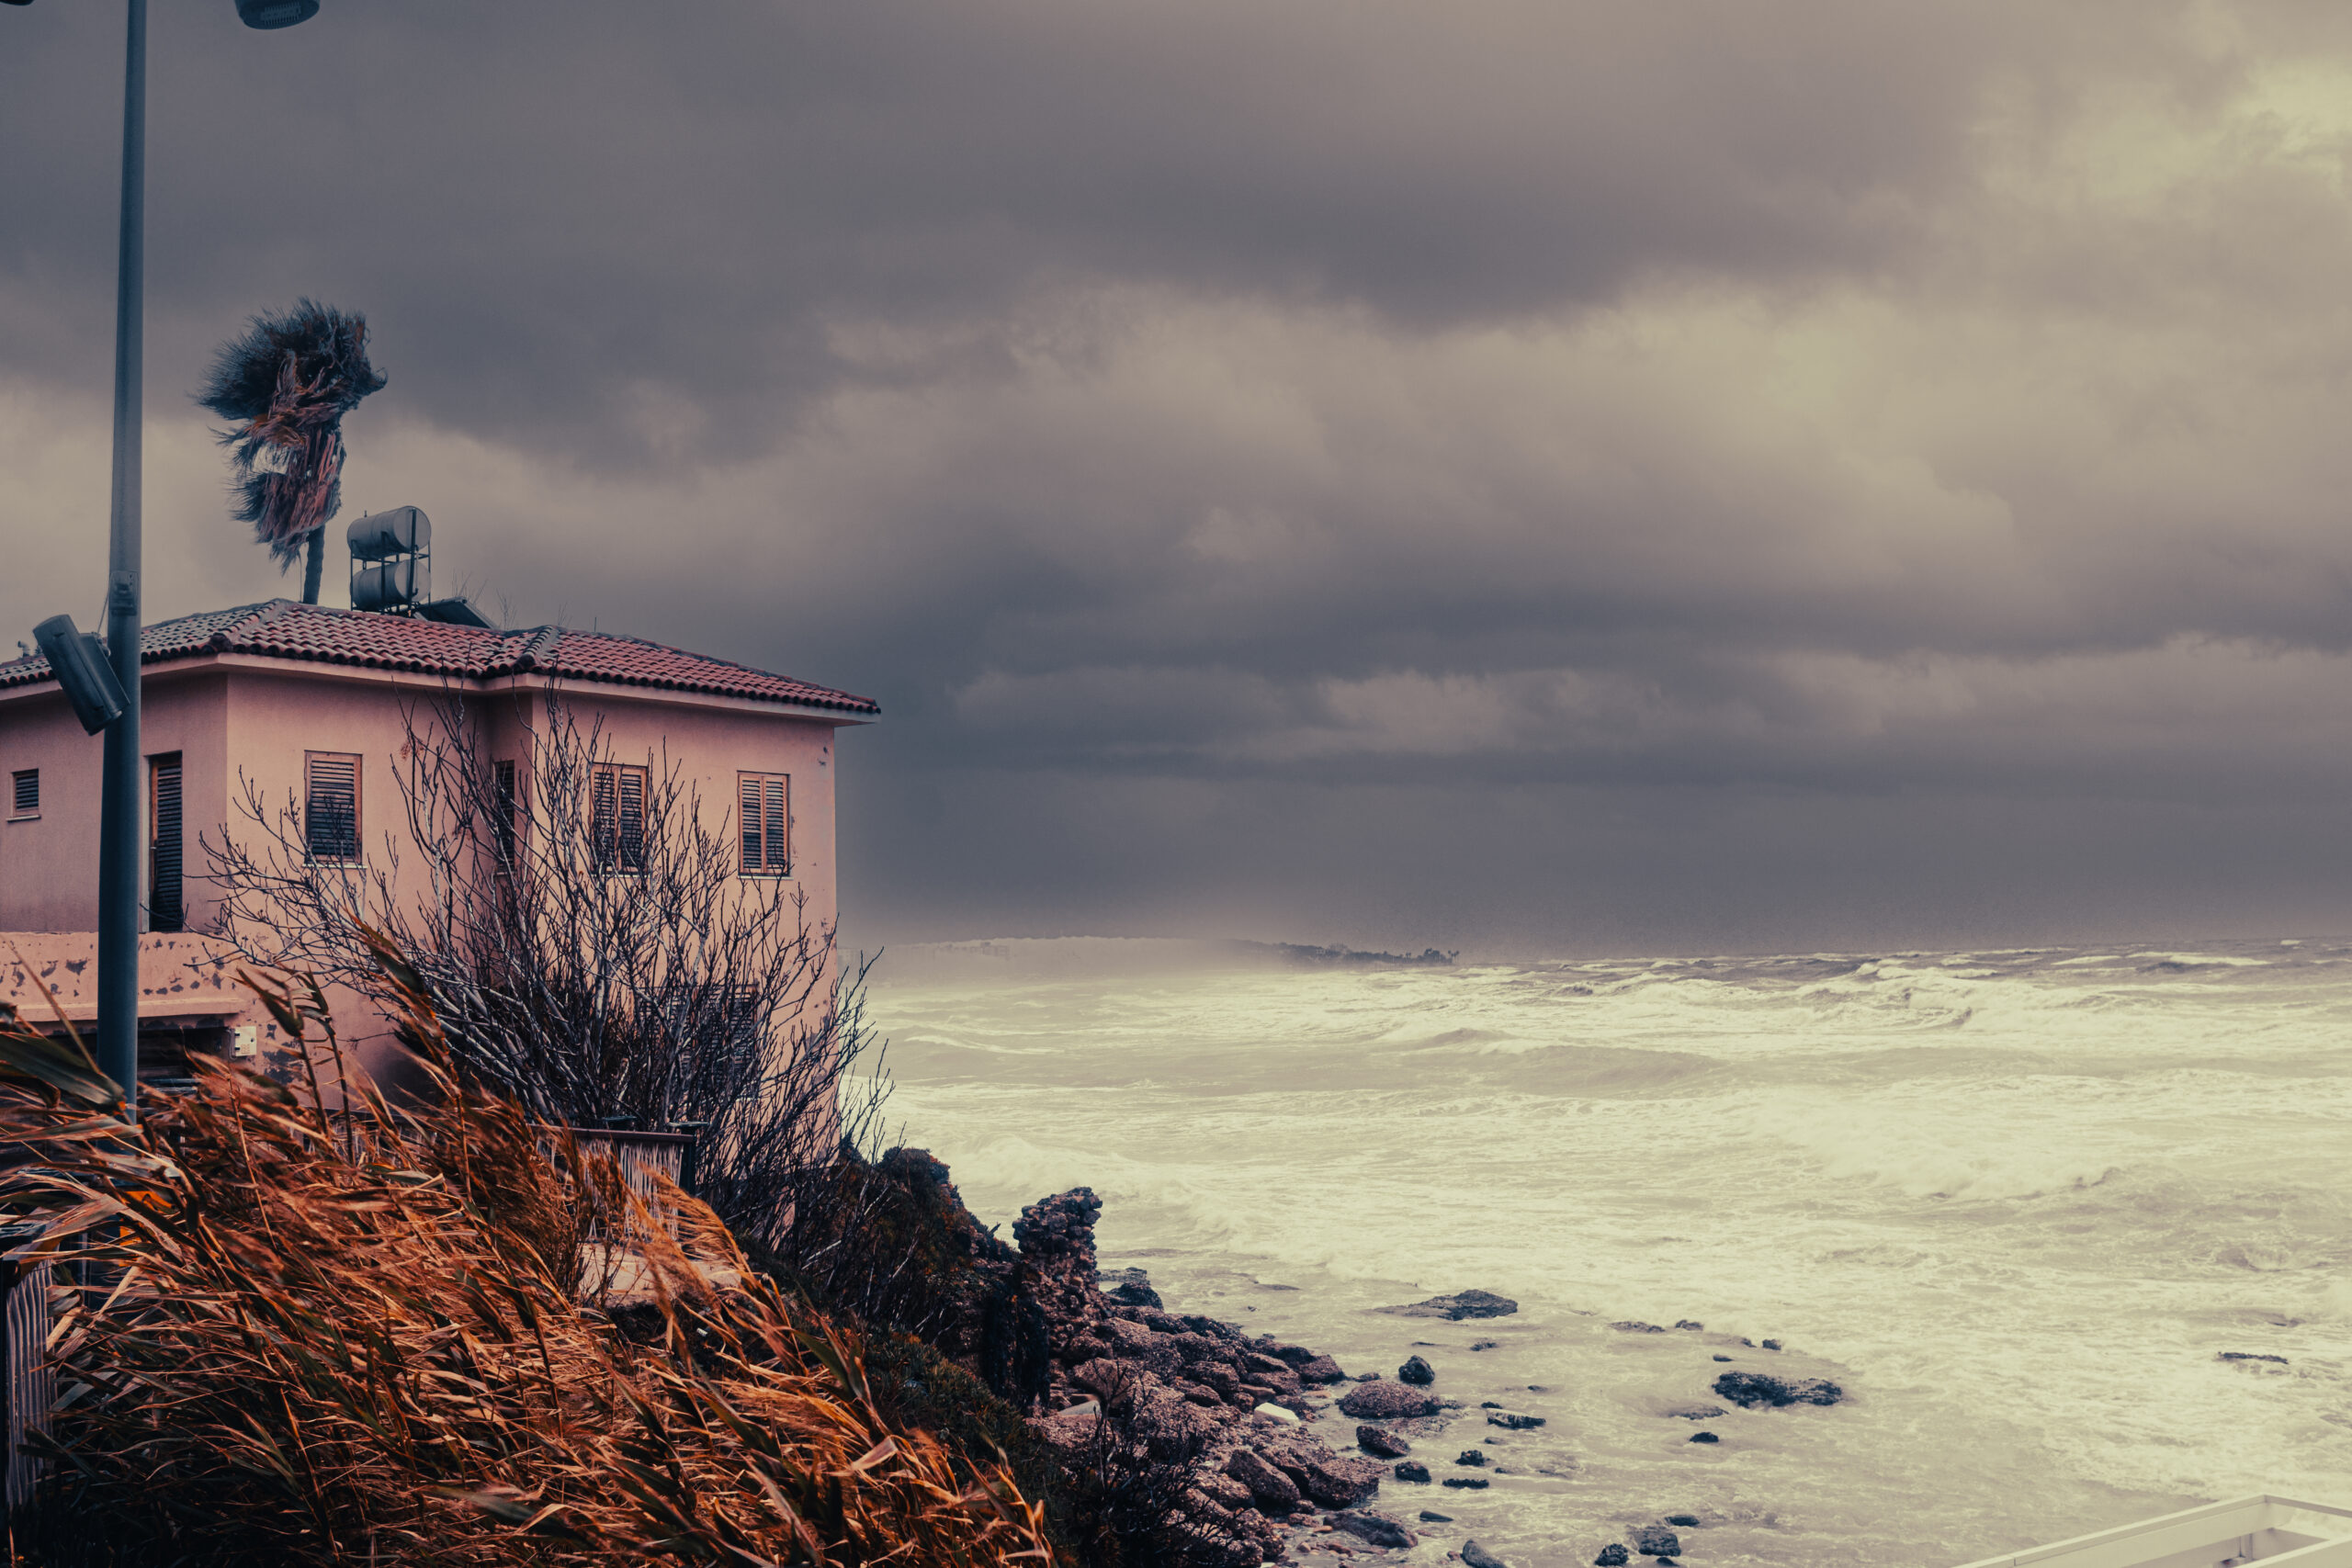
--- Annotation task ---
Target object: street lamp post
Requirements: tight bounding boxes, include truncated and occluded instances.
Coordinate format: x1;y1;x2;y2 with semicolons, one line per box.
95;0;147;1114
10;0;322;1112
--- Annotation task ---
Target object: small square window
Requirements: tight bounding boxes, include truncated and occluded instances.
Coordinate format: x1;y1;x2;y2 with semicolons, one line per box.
738;772;789;876
9;769;36;817
305;752;361;862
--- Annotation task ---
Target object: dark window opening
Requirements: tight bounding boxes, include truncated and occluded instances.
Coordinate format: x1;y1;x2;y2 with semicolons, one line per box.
492;758;519;866
150;752;183;932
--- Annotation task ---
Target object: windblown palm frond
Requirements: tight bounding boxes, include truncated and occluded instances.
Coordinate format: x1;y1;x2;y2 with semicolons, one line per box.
195;299;388;579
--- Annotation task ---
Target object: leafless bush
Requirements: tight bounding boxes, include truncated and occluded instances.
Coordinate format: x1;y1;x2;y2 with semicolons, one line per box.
203;692;888;1248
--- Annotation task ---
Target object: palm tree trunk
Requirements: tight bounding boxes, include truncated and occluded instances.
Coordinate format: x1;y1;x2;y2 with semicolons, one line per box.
301;528;324;604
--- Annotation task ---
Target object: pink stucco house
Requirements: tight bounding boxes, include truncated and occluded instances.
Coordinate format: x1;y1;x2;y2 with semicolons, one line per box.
0;599;876;1083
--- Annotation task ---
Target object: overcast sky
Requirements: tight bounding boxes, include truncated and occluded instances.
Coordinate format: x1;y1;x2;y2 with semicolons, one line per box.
6;1;2352;955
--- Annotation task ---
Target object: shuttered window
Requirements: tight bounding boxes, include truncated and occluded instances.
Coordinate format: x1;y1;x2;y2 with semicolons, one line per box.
738;772;790;876
8;770;35;817
590;762;647;874
492;759;519;865
149;752;183;932
305;752;361;862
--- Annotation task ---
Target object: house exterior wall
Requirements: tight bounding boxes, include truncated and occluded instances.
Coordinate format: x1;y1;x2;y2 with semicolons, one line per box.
0;671;230;933
0;654;855;1085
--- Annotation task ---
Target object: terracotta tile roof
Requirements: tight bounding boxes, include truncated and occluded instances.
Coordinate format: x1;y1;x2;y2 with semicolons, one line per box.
0;601;878;716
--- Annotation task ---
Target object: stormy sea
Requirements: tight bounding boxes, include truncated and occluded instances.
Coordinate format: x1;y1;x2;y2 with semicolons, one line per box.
864;938;2352;1568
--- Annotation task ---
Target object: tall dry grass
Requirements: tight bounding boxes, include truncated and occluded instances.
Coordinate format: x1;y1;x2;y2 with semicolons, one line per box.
0;939;1053;1567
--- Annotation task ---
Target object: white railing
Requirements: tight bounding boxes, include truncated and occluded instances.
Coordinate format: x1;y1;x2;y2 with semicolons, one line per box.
1951;1495;2352;1568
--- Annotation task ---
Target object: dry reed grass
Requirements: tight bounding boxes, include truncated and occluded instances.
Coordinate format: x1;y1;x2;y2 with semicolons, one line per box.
0;939;1054;1567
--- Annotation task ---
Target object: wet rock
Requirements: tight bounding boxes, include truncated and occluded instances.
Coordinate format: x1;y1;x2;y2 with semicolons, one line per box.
1441;1476;1490;1490
1761;1338;1782;1351
1665;1515;1702;1528
1340;1381;1443;1419
1464;1542;1510;1568
1594;1547;1630;1567
1260;1341;1320;1367
1660;1404;1724;1421
1470;1338;1501;1351
1030;1404;1102;1454
1689;1432;1718;1444
1099;1266;1162;1309
1634;1527;1681;1558
1357;1425;1411;1458
1377;1289;1519;1321
1399;1354;1436;1385
1713;1370;1842;1408
1455;1449;1488;1467
1712;1355;1733;1363
1225;1449;1304;1512
1674;1320;1704;1330
2219;1351;2290;1365
1611;1321;1668;1334
1296;1353;1348;1384
1395;1461;1431;1483
1334;1511;1417;1550
1487;1411;1545;1430
1281;1445;1388;1509
1419;1510;1454;1523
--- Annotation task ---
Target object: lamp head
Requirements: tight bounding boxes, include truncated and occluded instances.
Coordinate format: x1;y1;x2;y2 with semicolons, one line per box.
31;615;128;736
235;0;318;27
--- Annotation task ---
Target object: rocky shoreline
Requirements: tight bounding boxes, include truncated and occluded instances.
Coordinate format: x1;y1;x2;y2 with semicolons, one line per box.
1000;1186;1850;1567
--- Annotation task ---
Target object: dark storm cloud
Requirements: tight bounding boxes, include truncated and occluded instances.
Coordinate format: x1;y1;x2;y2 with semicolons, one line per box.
6;0;2352;950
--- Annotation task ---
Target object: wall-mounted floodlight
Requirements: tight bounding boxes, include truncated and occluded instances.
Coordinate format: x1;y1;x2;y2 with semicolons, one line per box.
32;614;129;735
235;0;319;28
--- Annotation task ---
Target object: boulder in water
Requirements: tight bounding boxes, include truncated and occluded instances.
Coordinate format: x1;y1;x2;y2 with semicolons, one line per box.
1334;1512;1417;1549
1713;1371;1841;1408
1394;1460;1431;1483
1399;1355;1435;1384
1487;1410;1545;1429
1419;1510;1453;1523
1098;1266;1161;1309
1357;1425;1411;1458
1340;1382;1442;1419
1634;1526;1681;1557
1376;1290;1519;1321
1689;1432;1719;1444
1454;1449;1488;1467
1464;1541;1511;1568
1594;1547;1631;1567
1442;1475;1490;1490
1611;1321;1668;1334
1470;1337;1501;1351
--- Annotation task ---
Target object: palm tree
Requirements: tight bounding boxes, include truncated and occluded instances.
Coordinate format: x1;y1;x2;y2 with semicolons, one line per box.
195;300;388;604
